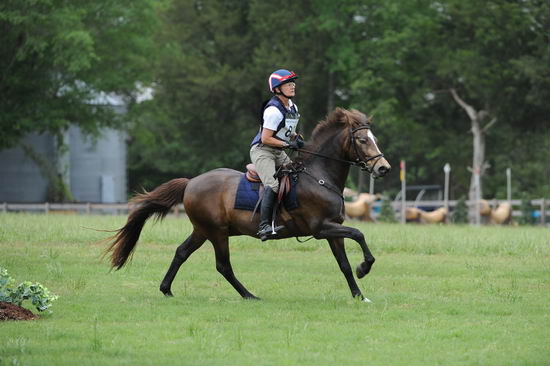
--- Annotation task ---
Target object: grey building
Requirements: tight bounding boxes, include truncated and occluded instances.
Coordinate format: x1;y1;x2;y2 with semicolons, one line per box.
0;126;127;203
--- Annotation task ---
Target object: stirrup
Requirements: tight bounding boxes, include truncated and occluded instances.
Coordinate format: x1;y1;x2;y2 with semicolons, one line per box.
258;223;284;241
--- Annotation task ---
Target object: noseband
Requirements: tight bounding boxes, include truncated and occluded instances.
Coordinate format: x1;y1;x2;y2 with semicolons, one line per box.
297;124;384;175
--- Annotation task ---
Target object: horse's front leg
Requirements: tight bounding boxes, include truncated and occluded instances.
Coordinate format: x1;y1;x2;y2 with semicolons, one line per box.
315;221;375;279
327;238;364;299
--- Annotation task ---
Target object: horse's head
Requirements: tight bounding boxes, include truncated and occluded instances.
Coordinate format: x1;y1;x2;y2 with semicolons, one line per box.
340;109;391;177
308;108;391;177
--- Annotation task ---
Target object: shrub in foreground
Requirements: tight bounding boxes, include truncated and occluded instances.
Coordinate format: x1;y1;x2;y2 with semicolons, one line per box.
0;268;58;312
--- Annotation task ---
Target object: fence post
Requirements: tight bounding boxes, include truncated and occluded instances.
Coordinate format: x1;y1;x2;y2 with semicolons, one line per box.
2;202;6;213
45;202;50;214
541;198;546;226
86;202;91;215
174;205;180;217
506;168;512;202
443;163;451;222
400;160;406;224
474;166;481;226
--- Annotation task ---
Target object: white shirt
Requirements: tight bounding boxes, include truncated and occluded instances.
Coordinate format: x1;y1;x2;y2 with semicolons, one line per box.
262;100;298;131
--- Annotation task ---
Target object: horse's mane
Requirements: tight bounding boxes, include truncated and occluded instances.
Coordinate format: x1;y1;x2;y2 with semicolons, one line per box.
309;107;372;147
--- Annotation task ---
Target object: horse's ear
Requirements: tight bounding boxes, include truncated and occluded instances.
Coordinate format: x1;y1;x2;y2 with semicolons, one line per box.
367;115;373;124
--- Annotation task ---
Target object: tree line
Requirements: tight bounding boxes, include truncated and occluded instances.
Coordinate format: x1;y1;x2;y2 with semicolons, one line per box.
2;0;549;200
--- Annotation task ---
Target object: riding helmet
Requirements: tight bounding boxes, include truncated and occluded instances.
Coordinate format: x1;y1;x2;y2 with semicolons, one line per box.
268;69;298;92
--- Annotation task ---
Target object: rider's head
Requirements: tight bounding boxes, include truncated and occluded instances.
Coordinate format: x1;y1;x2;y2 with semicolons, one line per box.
268;69;298;99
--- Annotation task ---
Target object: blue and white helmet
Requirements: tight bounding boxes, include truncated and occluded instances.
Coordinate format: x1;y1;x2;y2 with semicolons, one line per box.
268;69;298;93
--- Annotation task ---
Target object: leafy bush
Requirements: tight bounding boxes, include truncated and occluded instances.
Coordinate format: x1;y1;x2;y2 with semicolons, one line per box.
378;197;397;223
0;268;58;312
452;196;469;224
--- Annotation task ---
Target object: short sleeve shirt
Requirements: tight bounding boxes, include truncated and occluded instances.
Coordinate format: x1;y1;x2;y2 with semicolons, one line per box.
262;100;298;131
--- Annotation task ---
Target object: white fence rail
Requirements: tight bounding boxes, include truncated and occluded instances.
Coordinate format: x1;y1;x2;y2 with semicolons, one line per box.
1;202;186;216
1;199;548;225
371;198;548;226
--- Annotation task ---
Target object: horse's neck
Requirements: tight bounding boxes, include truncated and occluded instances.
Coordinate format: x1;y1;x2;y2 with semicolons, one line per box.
304;135;350;191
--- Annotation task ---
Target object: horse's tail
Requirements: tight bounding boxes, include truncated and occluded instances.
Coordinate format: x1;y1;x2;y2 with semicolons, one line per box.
104;178;190;270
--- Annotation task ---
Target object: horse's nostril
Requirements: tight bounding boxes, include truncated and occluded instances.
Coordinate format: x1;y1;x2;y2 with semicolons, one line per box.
378;166;388;175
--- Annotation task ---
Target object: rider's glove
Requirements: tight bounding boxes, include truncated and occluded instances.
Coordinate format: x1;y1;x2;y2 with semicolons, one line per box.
286;139;304;150
296;135;305;147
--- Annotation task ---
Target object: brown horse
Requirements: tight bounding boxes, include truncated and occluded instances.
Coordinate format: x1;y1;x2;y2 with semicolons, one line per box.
105;108;391;301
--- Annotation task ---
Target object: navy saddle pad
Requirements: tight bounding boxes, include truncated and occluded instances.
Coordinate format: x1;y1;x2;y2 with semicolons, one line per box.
234;174;299;211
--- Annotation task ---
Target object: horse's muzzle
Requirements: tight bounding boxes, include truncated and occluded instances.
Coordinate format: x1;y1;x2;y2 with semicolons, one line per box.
374;163;391;177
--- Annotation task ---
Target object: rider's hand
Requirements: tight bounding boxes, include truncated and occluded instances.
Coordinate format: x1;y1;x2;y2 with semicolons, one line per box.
295;135;305;148
286;139;303;150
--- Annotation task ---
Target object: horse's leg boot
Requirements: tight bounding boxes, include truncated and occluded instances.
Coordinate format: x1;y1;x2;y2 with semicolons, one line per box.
257;187;284;241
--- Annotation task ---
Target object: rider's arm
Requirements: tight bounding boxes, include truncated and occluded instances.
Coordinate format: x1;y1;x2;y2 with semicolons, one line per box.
261;128;288;148
261;106;288;148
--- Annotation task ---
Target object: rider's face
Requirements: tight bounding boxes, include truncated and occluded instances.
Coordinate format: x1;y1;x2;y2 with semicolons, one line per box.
279;81;295;97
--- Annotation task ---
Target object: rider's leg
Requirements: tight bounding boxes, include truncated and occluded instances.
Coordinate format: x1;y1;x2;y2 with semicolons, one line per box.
257;186;284;241
250;145;284;240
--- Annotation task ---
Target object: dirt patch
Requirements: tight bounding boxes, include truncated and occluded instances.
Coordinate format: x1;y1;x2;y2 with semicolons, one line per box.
0;302;38;321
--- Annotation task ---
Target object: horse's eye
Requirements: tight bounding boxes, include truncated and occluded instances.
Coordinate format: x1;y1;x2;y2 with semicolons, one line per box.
358;138;368;144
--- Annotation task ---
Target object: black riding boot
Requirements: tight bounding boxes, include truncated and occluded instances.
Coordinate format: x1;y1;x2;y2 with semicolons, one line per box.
257;187;284;241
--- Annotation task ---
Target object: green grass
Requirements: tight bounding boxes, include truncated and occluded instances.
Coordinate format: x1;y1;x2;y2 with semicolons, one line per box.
0;213;549;365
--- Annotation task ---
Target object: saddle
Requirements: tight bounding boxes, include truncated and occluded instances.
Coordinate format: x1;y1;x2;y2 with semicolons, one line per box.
245;162;303;202
245;162;303;220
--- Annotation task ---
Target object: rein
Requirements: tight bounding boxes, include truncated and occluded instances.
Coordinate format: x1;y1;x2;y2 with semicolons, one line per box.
296;124;384;174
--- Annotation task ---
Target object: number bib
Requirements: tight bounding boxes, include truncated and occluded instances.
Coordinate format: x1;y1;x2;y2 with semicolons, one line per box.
275;112;300;142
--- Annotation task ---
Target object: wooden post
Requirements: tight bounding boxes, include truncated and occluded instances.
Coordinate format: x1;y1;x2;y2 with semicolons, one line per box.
541;198;546;226
474;167;481;226
400;160;406;224
45;202;50;214
86;202;91;215
174;205;180;217
506;168;512;202
443;163;451;221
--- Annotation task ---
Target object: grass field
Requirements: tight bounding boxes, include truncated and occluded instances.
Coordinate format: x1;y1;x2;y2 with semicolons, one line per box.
0;213;549;365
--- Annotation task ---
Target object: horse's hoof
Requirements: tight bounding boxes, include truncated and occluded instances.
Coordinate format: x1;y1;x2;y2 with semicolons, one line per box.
356;261;373;279
244;295;261;300
160;287;174;297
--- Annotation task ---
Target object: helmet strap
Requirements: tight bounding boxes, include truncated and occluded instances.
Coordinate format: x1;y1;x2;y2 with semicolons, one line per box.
274;88;294;100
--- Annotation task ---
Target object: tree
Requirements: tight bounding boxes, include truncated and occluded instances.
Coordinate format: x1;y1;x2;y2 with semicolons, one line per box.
128;0;550;200
129;0;366;189
0;0;158;147
350;0;550;199
129;0;258;189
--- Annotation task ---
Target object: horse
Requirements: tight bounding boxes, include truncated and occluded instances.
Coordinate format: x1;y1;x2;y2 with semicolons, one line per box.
104;108;391;301
418;207;448;224
490;202;512;225
479;200;512;225
344;193;381;221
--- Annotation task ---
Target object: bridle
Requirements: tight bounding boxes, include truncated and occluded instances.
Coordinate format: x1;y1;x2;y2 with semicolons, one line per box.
297;124;385;175
348;124;385;173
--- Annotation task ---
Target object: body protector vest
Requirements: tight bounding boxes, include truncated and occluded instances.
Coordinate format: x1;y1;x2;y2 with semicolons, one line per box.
251;97;300;146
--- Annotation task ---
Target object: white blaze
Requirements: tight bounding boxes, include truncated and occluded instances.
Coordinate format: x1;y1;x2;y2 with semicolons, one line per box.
367;130;381;154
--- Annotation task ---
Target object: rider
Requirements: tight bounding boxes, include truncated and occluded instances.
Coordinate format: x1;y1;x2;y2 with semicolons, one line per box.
250;69;304;241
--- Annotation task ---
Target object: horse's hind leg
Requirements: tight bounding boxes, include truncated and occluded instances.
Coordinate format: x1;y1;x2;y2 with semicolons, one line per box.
160;231;206;297
327;238;364;299
210;233;259;300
